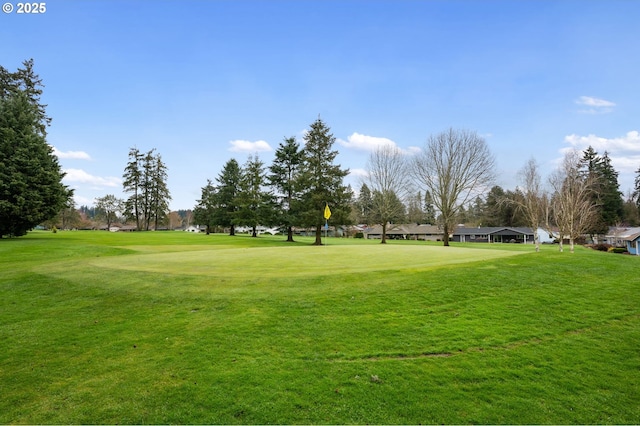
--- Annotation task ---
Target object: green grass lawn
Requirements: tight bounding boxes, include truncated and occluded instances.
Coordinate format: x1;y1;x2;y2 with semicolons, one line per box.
1;231;638;424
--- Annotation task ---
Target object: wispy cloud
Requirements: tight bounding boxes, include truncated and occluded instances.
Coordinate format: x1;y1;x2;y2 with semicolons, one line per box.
349;168;369;178
338;132;420;155
575;96;616;114
62;168;121;188
564;130;640;154
338;132;396;151
228;140;272;153
51;146;91;160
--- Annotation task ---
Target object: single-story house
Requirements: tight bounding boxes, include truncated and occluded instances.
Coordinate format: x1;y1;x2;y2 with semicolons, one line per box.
624;232;640;255
364;224;443;241
604;227;640;247
452;227;535;243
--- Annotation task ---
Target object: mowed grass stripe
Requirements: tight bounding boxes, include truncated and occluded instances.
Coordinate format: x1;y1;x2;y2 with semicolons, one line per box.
82;244;525;278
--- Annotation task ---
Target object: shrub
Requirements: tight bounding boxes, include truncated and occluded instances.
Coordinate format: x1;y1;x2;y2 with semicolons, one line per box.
612;247;628;254
592;243;612;252
354;232;364;239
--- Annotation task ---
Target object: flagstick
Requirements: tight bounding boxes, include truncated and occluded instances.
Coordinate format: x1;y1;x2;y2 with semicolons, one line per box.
323;202;331;247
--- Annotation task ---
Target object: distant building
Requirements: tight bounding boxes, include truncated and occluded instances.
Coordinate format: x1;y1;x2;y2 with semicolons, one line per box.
364;224;443;241
452;227;535;243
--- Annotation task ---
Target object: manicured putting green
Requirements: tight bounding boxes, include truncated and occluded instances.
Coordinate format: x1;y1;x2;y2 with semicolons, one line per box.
88;243;526;278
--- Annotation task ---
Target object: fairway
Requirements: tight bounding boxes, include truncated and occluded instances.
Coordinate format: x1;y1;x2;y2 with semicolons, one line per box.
1;231;639;424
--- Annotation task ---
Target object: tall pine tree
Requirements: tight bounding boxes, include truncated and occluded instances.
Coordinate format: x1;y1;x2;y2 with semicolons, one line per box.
122;148;170;230
0;61;70;237
580;146;623;235
296;118;349;245
193;179;218;234
214;159;241;236
269;137;303;242
235;155;273;237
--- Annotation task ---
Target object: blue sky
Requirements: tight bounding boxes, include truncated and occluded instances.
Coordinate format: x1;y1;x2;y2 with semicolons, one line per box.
3;0;640;210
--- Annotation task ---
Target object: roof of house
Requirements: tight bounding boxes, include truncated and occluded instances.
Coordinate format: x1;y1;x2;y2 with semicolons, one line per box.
623;232;640;242
453;227;534;235
605;227;640;239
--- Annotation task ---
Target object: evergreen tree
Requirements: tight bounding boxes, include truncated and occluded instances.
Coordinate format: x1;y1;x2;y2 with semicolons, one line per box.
483;186;506;226
466;196;486;226
122;148;170;230
406;191;424;225
580;146;623;235
0;59;51;136
598;152;623;225
150;153;171;230
0;89;70;237
269;136;303;242
634;166;640;210
193;180;218;234
214;159;241;236
296;118;350;245
622;192;640;226
122;147;143;229
235;155;274;237
356;183;374;224
423;190;436;224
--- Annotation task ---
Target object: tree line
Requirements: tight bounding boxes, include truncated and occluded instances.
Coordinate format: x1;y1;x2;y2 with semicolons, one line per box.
3;59;640;246
194;118;350;245
193;124;640;251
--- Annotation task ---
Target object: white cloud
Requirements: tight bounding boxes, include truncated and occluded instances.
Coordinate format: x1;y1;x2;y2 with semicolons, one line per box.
62;168;121;188
228;140;272;153
560;130;640;190
564;130;640;154
575;96;616;114
405;146;422;155
337;133;421;156
51;146;91;160
576;96;616;107
349;168;369;178
338;132;397;151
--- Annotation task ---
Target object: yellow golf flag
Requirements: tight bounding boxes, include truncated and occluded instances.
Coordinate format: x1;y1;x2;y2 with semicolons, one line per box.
324;203;331;220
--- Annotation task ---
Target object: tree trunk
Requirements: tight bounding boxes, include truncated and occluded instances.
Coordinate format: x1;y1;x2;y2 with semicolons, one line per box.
229;224;235;236
381;222;387;244
569;237;575;253
314;224;322;245
252;225;257;237
443;223;450;246
286;226;294;242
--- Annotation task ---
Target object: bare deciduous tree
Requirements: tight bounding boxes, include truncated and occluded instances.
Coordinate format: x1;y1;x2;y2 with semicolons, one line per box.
364;145;410;243
505;158;547;251
411;128;495;246
549;150;598;252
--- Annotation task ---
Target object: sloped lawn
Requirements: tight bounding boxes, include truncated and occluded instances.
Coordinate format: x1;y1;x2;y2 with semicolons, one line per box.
1;231;638;424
